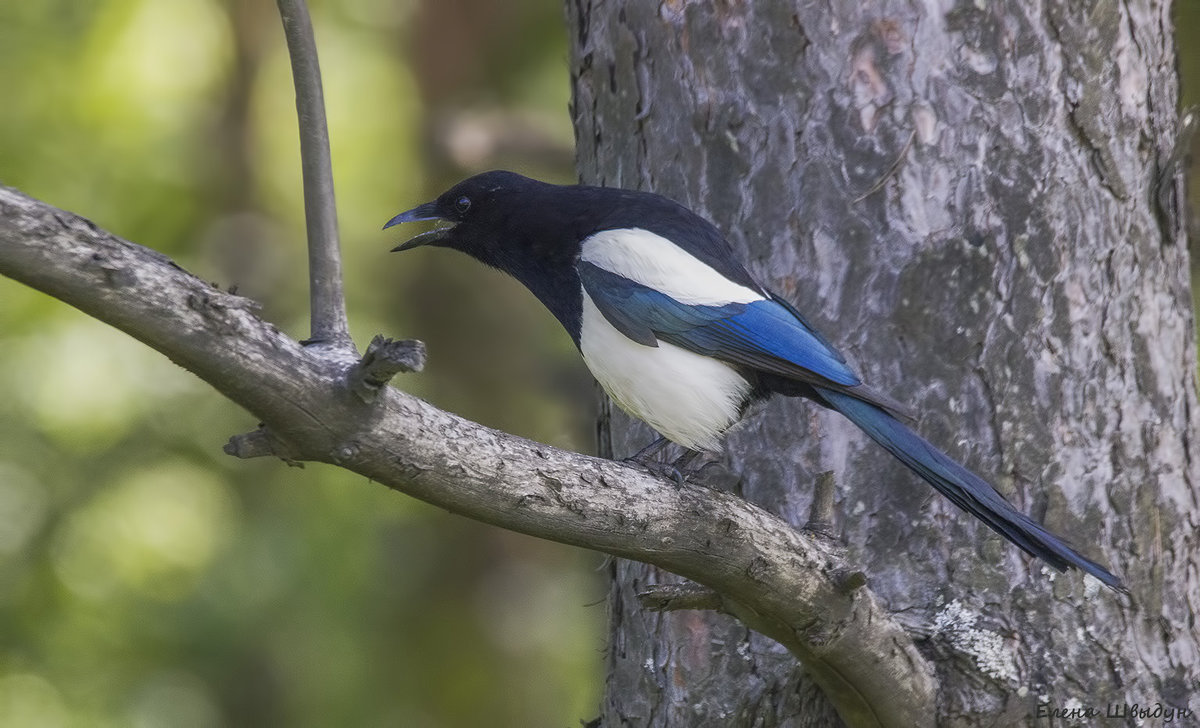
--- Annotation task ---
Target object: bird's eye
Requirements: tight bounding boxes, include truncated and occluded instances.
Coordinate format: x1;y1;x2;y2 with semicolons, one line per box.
455;195;471;213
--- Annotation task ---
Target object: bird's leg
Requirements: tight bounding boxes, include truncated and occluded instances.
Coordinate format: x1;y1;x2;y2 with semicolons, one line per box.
621;438;713;487
623;435;671;466
658;449;719;487
622;435;692;486
670;449;704;477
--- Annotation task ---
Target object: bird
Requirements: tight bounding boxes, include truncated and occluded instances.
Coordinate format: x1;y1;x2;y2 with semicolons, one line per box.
384;169;1124;591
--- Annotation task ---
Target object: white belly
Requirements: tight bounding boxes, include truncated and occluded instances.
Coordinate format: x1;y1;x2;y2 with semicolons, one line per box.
579;291;752;451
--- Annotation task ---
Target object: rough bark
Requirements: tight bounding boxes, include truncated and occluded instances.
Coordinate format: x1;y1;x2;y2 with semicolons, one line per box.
568;0;1200;725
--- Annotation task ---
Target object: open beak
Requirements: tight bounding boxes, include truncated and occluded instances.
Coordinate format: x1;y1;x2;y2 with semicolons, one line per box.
383;201;453;252
388;226;453;252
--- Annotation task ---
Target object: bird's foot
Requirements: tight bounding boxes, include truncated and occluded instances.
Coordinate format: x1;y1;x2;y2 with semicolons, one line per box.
637;460;688;487
623;443;708;487
623;435;671;466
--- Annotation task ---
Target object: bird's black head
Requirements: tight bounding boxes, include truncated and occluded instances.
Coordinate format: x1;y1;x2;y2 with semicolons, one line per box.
385;170;592;336
384;170;555;268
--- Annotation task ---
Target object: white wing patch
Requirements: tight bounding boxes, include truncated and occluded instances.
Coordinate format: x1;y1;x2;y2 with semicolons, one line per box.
579;290;752;451
580;228;763;306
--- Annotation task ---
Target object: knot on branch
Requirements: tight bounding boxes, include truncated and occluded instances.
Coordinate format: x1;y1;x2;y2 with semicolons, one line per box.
349;335;426;403
224;426;303;466
831;567;868;595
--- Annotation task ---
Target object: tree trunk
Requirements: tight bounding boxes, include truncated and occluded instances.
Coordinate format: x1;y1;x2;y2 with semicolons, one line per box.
568;1;1200;724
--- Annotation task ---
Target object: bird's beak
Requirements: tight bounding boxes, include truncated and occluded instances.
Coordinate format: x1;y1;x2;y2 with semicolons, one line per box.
383;201;452;252
389;226;453;252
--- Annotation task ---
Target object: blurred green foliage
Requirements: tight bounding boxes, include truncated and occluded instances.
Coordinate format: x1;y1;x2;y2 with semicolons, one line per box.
0;1;601;726
1177;1;1200;267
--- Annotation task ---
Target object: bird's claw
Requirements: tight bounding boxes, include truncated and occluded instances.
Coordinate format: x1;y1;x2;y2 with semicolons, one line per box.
630;459;687;487
623;445;705;487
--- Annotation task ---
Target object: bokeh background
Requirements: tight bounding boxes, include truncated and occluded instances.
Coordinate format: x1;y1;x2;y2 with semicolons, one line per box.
2;2;1199;727
0;1;601;726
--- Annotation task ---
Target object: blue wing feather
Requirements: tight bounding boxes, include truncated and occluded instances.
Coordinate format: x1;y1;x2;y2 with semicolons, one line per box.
579;262;860;387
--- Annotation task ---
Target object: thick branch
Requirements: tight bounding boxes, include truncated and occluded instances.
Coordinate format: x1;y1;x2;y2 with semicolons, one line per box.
276;0;348;346
0;186;936;728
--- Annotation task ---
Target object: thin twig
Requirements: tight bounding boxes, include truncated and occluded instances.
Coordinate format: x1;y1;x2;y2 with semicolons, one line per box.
853;129;916;203
276;0;350;347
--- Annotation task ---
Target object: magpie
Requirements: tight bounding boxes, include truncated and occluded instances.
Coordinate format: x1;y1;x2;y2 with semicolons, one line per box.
384;170;1124;590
